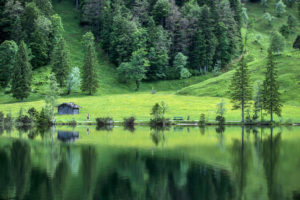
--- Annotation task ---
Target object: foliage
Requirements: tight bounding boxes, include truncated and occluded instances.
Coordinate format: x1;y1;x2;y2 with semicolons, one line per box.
51;38;70;87
0;40;18;88
150;101;169;126
67;67;81;95
199;113;206;126
37;108;51;126
81;32;98;95
269;32;285;55
262;50;282;122
96;117;114;126
123;116;135;131
275;0;286;17
28;107;39;122
293;35;300;49
11;41;32;101
229;56;252;122
263;12;274;26
45;73;59;119
117;48;149;90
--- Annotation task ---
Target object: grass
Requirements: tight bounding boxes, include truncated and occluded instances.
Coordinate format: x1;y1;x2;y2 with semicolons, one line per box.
177;0;300;106
0;93;300;123
0;0;299;122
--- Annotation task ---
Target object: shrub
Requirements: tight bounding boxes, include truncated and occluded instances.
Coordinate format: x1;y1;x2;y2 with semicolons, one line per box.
28;107;39;122
150;117;170;127
0;112;4;124
96;117;114;126
199;114;206;126
216;115;225;125
124;116;135;127
37;108;51;126
16;115;32;124
4;113;13;124
150;102;170;127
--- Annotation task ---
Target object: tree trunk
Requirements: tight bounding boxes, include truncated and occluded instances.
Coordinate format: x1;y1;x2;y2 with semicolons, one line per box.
76;0;79;10
241;101;245;123
270;110;273;123
136;80;140;91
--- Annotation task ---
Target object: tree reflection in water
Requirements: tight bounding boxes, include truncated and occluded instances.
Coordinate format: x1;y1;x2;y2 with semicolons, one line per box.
0;126;298;200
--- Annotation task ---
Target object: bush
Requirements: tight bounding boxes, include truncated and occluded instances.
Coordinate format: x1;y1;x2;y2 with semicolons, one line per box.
216;115;225;125
37;108;51;126
150;117;170;127
124;116;135;127
28;107;39;122
4;113;13;124
96;117;114;126
199;114;206;126
0;112;4;124
16;115;32;124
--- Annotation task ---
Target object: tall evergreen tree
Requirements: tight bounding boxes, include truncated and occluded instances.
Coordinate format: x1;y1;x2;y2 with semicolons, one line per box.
51;38;69;87
229;56;252;123
81;32;98;95
11;41;32;101
262;49;282;122
190;6;216;72
0;40;18;88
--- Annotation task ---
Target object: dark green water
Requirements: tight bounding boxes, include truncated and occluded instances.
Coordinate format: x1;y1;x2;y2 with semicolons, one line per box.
0;126;300;200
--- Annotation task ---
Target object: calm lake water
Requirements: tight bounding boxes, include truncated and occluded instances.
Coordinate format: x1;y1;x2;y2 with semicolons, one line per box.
0;125;300;200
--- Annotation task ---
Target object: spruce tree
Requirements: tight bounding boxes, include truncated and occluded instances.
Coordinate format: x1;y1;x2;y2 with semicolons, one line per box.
262;49;282;122
0;40;18;88
81;33;98;95
11;41;32;101
51;38;69;87
229;56;252;123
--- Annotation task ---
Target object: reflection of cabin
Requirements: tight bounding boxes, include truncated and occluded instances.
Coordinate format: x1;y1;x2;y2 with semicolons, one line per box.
57;103;81;115
57;131;79;142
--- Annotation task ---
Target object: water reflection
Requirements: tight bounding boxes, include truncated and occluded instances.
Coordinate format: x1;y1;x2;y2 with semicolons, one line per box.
0;126;299;200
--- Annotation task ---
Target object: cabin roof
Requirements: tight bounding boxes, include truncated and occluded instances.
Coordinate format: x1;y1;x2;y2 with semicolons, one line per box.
57;102;81;109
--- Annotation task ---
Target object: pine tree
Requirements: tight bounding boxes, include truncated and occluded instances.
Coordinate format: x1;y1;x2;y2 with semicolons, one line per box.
190;6;216;72
11;41;32;101
0;40;18;88
11;16;24;44
51;38;69;87
81;36;98;95
262;49;282;122
229;56;252;123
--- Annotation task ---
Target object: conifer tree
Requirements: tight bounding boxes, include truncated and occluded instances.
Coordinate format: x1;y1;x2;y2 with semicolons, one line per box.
81;32;98;95
262;49;282;122
11;41;32;101
51;38;69;87
190;6;216;72
229;56;252;123
11;16;24;44
0;40;18;88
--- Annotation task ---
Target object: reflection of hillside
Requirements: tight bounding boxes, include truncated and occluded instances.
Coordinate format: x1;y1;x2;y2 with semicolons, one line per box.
0;126;300;199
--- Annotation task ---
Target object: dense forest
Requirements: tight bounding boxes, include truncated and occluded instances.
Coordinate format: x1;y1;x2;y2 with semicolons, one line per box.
0;0;299;96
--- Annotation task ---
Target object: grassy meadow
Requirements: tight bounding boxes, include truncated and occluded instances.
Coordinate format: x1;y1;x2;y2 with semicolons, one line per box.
0;0;299;123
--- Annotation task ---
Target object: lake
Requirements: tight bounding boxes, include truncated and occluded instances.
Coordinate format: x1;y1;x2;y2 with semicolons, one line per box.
0;125;299;200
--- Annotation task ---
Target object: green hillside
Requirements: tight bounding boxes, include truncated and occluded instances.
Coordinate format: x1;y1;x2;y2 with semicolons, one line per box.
177;1;300;106
0;0;300;122
177;51;300;106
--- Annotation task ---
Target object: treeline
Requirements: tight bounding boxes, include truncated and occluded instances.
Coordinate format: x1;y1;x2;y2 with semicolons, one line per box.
79;0;243;85
0;0;99;100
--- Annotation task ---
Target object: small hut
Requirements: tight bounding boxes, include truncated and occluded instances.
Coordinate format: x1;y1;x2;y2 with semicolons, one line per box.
57;103;81;115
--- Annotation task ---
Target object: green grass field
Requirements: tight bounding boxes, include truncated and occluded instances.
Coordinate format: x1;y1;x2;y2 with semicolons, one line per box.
0;0;299;123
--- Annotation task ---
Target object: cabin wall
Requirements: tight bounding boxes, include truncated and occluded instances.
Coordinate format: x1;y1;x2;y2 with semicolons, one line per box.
58;106;79;115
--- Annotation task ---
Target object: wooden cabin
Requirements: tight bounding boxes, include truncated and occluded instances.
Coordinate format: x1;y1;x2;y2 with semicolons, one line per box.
57;103;81;115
